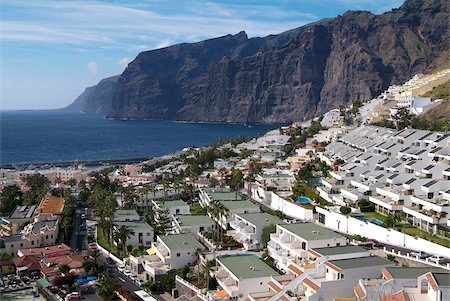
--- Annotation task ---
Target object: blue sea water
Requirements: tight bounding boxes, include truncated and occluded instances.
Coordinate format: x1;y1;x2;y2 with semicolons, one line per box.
0;111;277;165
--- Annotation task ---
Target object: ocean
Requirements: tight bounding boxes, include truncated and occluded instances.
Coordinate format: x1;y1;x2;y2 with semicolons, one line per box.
0;110;277;165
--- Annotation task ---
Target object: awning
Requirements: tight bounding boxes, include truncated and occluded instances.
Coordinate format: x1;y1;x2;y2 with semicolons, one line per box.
17;266;28;272
215;290;228;297
36;278;51;288
146;248;156;255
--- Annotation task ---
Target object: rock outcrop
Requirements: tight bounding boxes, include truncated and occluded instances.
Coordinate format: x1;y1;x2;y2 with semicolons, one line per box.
81;0;447;123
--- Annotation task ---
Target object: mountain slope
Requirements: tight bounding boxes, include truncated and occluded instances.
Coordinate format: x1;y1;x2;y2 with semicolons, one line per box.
106;0;449;123
65;75;119;114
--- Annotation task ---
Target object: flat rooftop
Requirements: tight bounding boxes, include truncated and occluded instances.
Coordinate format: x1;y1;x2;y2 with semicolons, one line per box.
159;233;203;250
384;267;446;279
236;212;283;227
158;199;188;208
175;215;213;226
9;205;37;220
115;220;153;231
329;256;391;270
114;209;139;218
280;223;344;241
218;254;279;279
218;200;259;211
312;245;368;256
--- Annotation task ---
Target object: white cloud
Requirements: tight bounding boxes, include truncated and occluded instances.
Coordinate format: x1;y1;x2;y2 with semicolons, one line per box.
87;62;98;75
116;57;131;69
154;39;173;49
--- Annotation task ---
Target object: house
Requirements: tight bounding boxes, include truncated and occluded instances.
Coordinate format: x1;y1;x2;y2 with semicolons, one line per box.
215;254;279;301
152;199;190;217
213;200;260;229
142;233;204;280
39;254;84;278
230;212;283;250
35;195;65;221
17;243;71;258
171;215;214;236
268;223;347;273
12;255;40;276
1;205;37;236
113;221;154;247
114;209;140;222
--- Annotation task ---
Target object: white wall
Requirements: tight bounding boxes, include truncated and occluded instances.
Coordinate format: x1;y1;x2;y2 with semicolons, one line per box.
270;192;314;221
316;207;450;257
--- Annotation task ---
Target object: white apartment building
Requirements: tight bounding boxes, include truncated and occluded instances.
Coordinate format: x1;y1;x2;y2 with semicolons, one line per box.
171;215;214;236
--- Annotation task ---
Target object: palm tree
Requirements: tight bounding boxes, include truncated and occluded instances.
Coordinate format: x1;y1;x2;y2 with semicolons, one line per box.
96;273;115;301
113;225;135;257
91;250;100;268
193;248;203;280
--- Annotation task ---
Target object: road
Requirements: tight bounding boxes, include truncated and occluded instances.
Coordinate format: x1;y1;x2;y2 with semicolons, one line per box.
71;208;87;251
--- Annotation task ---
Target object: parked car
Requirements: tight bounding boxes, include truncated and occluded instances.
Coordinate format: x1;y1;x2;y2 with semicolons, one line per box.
106;258;115;265
117;265;126;272
128;275;137;281
428;255;446;264
65;292;80;301
366;239;383;248
81;214;86;219
123;270;132;277
135;279;145;286
410;251;427;259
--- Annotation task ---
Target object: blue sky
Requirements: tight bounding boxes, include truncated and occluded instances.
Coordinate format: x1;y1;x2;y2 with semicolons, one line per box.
0;0;404;110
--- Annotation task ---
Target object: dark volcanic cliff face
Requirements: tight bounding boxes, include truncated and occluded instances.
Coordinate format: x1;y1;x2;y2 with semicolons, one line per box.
108;0;449;123
66;76;119;114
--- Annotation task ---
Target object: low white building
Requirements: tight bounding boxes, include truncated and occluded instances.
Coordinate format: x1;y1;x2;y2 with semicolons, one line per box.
113;220;154;247
229;212;284;250
171;215;214;236
215;254;280;301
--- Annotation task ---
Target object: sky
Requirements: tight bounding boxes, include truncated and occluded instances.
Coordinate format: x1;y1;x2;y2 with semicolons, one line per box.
0;0;404;110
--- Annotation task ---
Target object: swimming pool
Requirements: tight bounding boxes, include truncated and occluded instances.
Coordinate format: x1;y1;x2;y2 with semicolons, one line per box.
296;197;312;204
357;216;384;226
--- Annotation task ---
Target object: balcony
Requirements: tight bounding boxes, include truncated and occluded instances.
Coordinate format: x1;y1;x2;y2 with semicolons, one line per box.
369;196;404;211
216;269;239;297
403;206;440;224
143;255;171;276
153;243;170;258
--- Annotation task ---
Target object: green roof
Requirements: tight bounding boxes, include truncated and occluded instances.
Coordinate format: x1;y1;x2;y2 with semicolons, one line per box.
312;245;368;256
210;192;242;201
433;272;450;287
218;200;259;211
175;215;213;226
114;220;153;231
159;233;203;250
385;267;446;279
218;255;279;279
329;256;392;270
236;212;283;227
36;278;51;288
114;209;139;218
157;199;188;209
280;223;344;241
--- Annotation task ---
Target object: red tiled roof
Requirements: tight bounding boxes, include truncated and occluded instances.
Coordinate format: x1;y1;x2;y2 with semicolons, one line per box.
426;272;438;290
36;196;65;216
325;261;341;272
381;267;393;280
12;256;40;271
268;280;281;292
380;290;407;301
280;295;290;301
18;244;70;258
288;264;303;275
40;255;84;276
353;283;366;299
303;278;320;291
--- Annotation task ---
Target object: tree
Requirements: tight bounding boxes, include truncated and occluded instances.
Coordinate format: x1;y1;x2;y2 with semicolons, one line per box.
394;107;412;129
209;177;219;188
22;174;50;205
261;224;276;247
96;273;115;301
113;225;135;257
59;264;71;274
385;214;400;228
0;185;23;215
340;206;351;215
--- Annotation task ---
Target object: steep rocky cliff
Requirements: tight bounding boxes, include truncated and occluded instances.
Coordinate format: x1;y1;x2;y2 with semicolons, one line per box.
66;75;119;114
105;0;449;123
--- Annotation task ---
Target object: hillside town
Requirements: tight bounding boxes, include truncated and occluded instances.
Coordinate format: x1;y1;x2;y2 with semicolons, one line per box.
0;70;449;301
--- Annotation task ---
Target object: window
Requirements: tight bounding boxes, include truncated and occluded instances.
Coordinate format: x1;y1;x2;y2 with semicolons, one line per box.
51;235;53;239
336;243;340;246
177;253;181;257
20;243;23;247
46;235;49;239
31;241;35;245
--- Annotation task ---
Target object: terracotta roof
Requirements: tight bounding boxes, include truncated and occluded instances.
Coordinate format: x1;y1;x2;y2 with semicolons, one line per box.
288;264;303;276
324;261;342;272
18;243;70;258
426;272;438;290
12;256;40;271
268;280;281;293
0;259;14;266
302;278;320;291
36;196;65;215
40;254;84;276
381;267;393;280
353;283;366;299
280;295;290;301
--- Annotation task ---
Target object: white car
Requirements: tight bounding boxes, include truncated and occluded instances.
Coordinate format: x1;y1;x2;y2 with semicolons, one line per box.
410;251;427;259
428;255;446;264
135;279;145;286
128;275;137;281
123;270;132;277
117;265;126;272
81;214;86;219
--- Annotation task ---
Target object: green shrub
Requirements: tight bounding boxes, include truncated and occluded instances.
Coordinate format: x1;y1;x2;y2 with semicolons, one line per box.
340;206;351;215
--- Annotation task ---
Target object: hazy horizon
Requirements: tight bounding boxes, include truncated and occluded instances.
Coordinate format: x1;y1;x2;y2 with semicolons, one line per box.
1;0;403;110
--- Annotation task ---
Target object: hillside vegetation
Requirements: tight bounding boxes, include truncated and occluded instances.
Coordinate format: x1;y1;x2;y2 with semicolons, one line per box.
411;99;450;131
421;79;450;100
